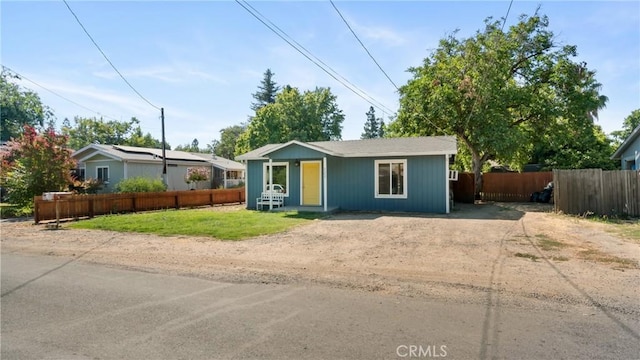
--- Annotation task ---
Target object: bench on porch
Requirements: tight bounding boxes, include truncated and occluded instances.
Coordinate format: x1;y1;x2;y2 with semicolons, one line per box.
256;192;285;210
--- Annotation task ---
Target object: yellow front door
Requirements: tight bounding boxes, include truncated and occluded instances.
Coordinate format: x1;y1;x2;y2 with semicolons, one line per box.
301;161;321;206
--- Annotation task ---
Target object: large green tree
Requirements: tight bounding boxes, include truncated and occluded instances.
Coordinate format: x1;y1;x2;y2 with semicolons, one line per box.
212;125;245;159
236;86;344;155
610;109;640;145
62;116;165;149
392;12;608;196
0;126;76;211
251;69;280;112
1;69;54;142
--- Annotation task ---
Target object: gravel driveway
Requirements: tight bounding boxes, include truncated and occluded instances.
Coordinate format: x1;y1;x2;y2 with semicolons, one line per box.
2;203;639;316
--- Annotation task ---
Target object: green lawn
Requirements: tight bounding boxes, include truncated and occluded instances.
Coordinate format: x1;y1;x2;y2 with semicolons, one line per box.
68;209;324;240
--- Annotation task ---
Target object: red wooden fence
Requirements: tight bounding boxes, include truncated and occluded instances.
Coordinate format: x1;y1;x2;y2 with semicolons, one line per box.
34;188;245;224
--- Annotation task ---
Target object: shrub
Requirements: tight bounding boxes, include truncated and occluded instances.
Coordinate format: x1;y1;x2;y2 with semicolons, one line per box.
115;177;166;193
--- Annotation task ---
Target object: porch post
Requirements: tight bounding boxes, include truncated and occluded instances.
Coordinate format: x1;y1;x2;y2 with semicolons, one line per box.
223;169;227;189
269;158;273;210
323;156;327;212
445;154;450;214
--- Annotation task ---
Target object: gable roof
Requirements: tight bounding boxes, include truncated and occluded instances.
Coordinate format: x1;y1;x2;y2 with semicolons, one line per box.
236;136;457;161
73;144;243;170
612;124;640;159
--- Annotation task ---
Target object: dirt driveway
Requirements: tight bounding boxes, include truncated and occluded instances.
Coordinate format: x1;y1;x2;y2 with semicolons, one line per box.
2;203;639;315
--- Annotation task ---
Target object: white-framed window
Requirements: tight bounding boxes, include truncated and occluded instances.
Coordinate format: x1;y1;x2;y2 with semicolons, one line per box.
263;162;289;196
375;159;407;199
96;166;109;183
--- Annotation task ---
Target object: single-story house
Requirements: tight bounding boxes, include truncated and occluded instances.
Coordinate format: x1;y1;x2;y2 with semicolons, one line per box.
73;144;245;193
612;124;640;170
235;136;458;213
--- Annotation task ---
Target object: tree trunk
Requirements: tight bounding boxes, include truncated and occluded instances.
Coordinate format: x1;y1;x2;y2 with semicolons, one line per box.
472;151;483;201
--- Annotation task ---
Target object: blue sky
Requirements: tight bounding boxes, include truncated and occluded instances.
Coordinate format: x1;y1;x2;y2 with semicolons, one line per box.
2;1;639;149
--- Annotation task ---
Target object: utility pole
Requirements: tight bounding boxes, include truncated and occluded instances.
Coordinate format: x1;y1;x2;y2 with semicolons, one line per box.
161;107;167;188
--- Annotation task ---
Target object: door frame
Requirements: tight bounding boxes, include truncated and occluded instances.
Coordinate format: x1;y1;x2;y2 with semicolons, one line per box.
300;160;322;206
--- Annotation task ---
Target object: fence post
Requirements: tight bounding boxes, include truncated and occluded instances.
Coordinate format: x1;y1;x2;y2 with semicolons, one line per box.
88;197;94;218
175;193;180;209
210;190;214;206
34;196;40;224
132;194;137;212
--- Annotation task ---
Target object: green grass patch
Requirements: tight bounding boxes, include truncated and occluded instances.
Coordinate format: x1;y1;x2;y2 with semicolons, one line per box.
583;216;640;242
68;209;324;240
535;234;569;251
514;252;539;261
607;223;640;243
577;249;638;269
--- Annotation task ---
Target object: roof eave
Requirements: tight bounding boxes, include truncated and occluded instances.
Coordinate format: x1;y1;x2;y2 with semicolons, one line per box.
611;124;640;159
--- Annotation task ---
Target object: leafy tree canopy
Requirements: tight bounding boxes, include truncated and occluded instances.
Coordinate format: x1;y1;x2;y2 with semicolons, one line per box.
62;116;166;150
0;126;76;210
1;69;55;142
236;86;344;155
175;138;204;153
211;125;245;159
391;11;608;195
610;109;640;145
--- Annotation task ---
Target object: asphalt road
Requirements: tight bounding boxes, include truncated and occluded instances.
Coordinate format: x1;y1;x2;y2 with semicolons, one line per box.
1;253;638;360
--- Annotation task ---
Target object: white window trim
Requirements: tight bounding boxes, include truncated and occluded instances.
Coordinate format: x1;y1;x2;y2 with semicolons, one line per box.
374;159;408;199
96;166;110;184
262;161;290;197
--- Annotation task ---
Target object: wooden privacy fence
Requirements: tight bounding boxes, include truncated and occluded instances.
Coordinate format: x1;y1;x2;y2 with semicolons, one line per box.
553;169;640;217
34;188;245;224
481;172;554;202
451;172;553;203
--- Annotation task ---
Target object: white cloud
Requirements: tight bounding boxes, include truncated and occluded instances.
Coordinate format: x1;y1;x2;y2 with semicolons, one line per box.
339;12;408;47
92;64;227;85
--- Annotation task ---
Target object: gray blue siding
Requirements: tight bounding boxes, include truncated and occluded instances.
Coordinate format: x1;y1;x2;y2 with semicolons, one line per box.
245;153;448;213
327;156;446;213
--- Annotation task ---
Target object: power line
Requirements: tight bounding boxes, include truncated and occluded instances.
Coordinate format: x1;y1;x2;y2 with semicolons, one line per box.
2;65;121;122
235;0;396;115
329;0;399;91
237;0;394;114
502;0;514;31
62;0;160;111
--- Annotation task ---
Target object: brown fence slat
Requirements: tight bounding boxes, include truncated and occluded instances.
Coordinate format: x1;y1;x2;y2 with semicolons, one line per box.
34;188;245;223
553;170;640;217
481;172;553;203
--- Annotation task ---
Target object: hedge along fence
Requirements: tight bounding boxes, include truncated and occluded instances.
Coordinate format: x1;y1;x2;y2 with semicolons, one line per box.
34;188;245;224
554;169;640;217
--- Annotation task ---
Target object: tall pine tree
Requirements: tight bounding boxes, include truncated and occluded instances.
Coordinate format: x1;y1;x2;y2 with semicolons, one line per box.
251;69;280;111
361;106;382;139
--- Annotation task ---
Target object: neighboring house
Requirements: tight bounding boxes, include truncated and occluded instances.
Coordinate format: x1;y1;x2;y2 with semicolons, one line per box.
611;124;640;170
236;136;458;213
190;153;245;188
72;144;245;193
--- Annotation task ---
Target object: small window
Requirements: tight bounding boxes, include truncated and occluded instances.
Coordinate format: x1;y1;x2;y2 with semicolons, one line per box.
97;166;109;183
263;162;289;196
375;159;407;199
